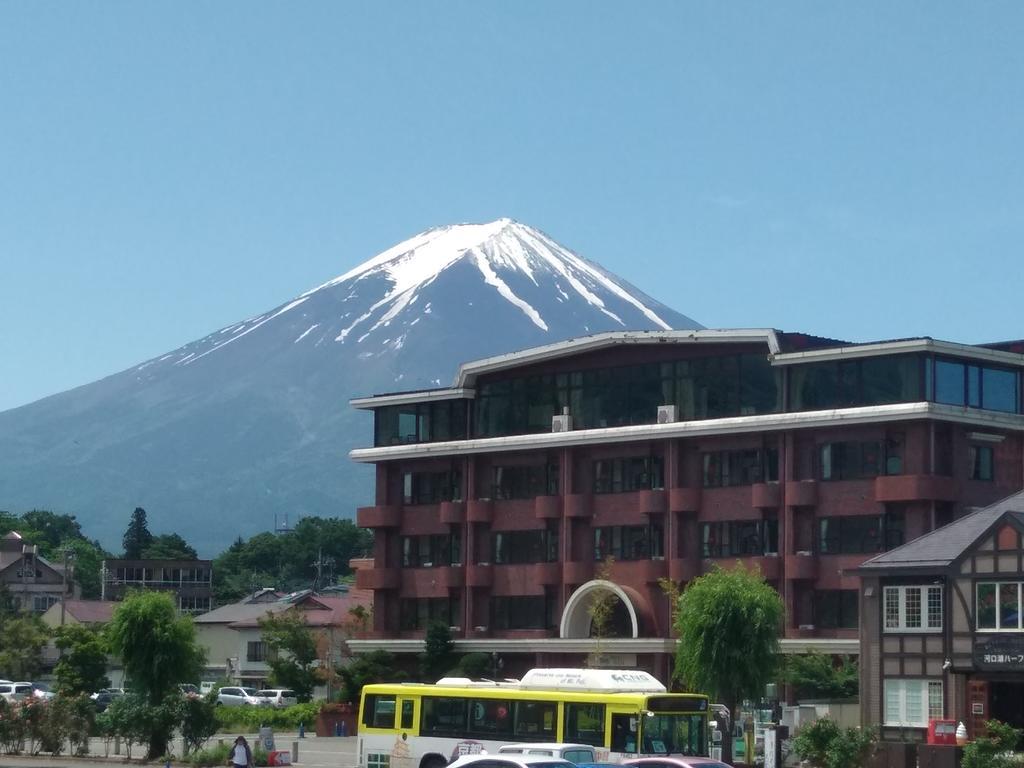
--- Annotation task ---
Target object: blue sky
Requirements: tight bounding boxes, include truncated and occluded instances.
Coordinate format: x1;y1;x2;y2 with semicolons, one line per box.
3;2;1024;412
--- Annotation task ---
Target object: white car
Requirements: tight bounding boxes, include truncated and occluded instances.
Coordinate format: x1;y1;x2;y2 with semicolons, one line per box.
498;744;598;765
0;682;33;702
216;686;268;707
449;755;577;768
257;689;298;708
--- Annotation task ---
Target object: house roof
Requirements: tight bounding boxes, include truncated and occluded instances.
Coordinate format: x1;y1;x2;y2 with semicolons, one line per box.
227;590;373;629
61;599;116;624
857;489;1024;571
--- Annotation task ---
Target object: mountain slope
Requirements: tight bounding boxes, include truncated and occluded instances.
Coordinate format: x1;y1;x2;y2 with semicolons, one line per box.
0;219;700;553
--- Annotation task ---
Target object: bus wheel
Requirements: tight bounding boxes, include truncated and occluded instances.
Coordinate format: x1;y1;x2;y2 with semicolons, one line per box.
421;755;447;768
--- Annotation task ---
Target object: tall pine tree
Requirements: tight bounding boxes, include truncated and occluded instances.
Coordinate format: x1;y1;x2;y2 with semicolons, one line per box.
122;507;154;559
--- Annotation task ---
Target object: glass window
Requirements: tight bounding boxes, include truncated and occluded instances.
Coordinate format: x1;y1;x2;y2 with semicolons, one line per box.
493;463;559;500
935;360;966;406
819;516;882;555
469;698;513;737
595;524;664;561
883;586;943;633
361;694;396;729
494;529;558;565
977;582;1024;630
593;456;664;494
513;700;556;740
702;449;776;487
564;703;606;747
402;469;463;505
983;367;1018;413
401;700;414;729
819;441;882;481
421;697;468;736
491;596;551;630
883;679;943;727
815;590;859;629
969;445;994;481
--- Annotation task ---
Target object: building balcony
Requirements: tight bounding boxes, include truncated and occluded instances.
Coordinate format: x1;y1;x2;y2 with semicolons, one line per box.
669;487;702;513
785;480;818;507
751;482;781;509
611;558;668;584
751;554;781;581
467;499;494;523
565;493;593;519
669;557;699;582
534;495;561;520
874;474;958;503
355;567;400;590
466;564;493;588
356;504;402;528
785;552;819;580
439;501;465;524
562;560;594;584
639;489;668;515
534;562;562;585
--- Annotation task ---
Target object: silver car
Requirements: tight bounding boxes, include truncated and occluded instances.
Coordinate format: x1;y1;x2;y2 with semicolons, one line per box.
257;689;298;708
216;686;268;707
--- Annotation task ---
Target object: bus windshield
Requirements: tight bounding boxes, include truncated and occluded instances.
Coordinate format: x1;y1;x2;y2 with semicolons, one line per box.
641;713;706;756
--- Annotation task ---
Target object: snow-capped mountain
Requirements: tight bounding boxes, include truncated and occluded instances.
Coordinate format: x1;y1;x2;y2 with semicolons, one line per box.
0;220;700;552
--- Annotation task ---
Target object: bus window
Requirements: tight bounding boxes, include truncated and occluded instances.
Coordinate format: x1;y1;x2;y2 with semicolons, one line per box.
469;698;513;737
564;703;606;747
362;694;396;729
401;699;414;729
422;696;468;736
513;701;556;740
610;714;637;753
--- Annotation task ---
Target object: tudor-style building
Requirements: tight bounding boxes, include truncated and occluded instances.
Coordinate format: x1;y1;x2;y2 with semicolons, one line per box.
0;531;78;613
347;329;1024;678
857;489;1024;740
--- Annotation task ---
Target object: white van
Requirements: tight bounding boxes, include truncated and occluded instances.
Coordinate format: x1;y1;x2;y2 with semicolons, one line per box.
498;744;597;765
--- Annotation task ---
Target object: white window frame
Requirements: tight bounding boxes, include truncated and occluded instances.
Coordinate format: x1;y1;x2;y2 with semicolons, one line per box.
976;581;1024;631
884;679;944;727
883;585;943;633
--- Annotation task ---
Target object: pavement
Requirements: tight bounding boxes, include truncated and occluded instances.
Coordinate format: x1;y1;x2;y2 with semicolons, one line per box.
0;734;358;768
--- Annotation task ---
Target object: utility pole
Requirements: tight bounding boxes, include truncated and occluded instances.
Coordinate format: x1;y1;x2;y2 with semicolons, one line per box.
311;548;335;593
59;546;76;627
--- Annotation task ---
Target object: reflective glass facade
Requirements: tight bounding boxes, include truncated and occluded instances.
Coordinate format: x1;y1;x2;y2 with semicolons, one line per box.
372;349;1023;445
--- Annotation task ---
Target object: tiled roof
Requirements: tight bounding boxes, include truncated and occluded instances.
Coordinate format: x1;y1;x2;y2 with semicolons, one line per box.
227;590;373;629
858;489;1024;571
62;599;116;624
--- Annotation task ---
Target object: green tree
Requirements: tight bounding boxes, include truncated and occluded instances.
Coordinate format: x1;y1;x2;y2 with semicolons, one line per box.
963;720;1022;768
783;651;859;700
421;622;454;682
0;611;49;679
106;591;205;758
337;650;401;704
60;537;111;600
141;533;198;560
259;608;323;702
122;507;154;559
54;624;111;696
587;557;617;668
673;563;783;766
180;693;218;756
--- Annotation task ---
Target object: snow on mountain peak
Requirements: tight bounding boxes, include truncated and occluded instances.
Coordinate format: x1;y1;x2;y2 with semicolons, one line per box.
320;219;674;344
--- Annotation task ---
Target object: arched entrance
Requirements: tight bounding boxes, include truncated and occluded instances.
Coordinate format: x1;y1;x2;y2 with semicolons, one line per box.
560;579;641;639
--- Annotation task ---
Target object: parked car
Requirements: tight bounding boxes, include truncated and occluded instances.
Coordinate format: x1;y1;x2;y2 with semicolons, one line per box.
0;682;33;702
623;757;732;768
449;755;577;768
498;744;597;765
216;686;268;707
257;689;297;708
30;683;54;700
89;687;125;701
199;681;217;696
179;683;200;696
92;690;124;713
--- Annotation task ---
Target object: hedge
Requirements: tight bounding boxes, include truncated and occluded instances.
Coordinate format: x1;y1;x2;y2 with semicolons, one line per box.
214;703;320;732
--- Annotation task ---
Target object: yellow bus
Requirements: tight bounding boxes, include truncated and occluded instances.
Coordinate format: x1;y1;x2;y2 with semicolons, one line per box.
357;668;711;768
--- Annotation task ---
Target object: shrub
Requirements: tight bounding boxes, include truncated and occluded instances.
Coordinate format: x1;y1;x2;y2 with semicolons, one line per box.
181;694;219;755
792;717;841;767
214;702;320;732
963;719;1022;768
186;741;231;767
0;697;26;755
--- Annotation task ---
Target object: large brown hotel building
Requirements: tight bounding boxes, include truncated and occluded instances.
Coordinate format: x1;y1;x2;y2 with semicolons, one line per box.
348;330;1024;682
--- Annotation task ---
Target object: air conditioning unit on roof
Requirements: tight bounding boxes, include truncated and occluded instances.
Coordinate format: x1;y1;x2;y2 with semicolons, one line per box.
657;405;678;424
552;410;572;433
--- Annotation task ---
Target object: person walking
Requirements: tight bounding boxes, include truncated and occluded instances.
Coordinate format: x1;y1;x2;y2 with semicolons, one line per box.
231;736;254;768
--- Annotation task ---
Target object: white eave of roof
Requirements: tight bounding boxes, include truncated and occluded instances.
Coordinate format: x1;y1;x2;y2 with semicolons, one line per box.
771;338;1024;367
349;401;1024;463
350;387;474;411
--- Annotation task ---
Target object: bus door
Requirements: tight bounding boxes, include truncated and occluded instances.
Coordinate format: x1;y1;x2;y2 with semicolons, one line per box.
608;708;639;757
398;696;417;735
